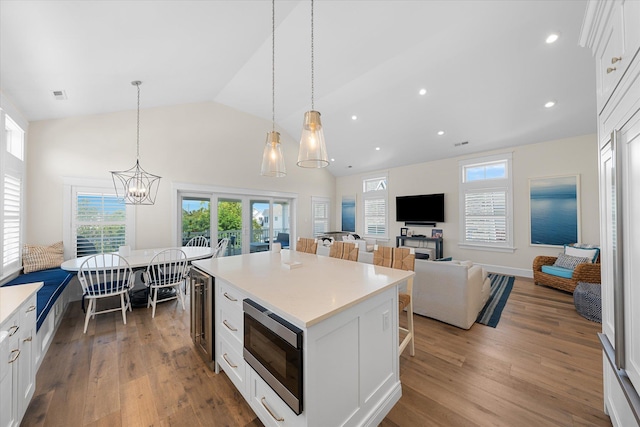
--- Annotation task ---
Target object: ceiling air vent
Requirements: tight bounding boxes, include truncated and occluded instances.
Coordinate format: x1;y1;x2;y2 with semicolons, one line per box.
454;141;469;147
51;90;67;100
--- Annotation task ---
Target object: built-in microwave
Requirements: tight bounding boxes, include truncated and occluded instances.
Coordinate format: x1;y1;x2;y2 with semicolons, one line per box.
243;299;303;415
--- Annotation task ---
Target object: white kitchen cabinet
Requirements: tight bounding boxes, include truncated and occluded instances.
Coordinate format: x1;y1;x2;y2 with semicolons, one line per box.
216;279;248;397
0;283;41;427
582;1;640;425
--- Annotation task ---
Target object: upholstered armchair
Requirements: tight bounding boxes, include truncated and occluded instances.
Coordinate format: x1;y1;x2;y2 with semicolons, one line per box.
532;247;601;293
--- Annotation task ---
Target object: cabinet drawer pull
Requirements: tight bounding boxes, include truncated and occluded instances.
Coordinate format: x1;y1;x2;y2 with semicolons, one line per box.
26;305;36;313
607;67;617;74
611;56;622;64
261;397;284;422
8;325;19;336
222;353;237;368
223;320;237;332
23;336;32;343
223;292;237;302
8;349;20;363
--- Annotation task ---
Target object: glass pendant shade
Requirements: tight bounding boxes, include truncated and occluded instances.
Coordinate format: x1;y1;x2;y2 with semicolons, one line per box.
261;131;286;177
297;110;329;168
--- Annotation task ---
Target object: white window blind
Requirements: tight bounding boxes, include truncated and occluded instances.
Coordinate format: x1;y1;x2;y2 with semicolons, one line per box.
459;154;513;250
74;192;127;256
363;174;388;239
364;197;386;236
312;197;330;236
464;189;507;243
3;174;21;270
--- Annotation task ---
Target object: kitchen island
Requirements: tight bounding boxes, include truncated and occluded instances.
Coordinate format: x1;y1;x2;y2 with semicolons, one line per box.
191;250;414;427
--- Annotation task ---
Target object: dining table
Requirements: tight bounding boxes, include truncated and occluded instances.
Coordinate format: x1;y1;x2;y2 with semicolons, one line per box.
61;246;214;307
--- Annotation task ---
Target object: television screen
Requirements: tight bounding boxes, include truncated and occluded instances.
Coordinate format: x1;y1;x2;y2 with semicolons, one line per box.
396;193;445;223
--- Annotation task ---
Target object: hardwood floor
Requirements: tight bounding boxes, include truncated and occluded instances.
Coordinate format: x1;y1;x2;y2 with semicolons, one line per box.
22;278;611;427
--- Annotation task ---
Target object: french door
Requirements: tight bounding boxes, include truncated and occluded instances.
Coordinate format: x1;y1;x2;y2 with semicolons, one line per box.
178;190;294;256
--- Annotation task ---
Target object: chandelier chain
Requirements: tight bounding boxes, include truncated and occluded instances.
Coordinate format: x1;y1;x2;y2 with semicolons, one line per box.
311;0;314;110
272;0;275;131
136;82;141;161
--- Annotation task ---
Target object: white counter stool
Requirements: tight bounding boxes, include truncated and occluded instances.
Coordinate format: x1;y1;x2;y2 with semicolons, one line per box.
77;253;135;333
144;249;190;318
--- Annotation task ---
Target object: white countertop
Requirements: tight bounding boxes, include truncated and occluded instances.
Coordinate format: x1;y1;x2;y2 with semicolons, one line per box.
0;282;42;325
191;250;413;328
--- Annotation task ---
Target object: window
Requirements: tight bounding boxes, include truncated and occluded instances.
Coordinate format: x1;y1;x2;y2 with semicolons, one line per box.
1;106;25;280
64;180;135;260
312;197;330;236
363;174;388;239
459;154;513;251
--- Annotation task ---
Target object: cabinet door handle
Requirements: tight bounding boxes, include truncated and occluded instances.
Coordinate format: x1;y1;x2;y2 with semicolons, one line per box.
23;336;32;343
223;292;237;302
261;397;285;422
607;67;617;74
26;305;36;313
222;353;237;368
223;320;237;332
8;325;19;336
8;349;20;363
611;56;622;64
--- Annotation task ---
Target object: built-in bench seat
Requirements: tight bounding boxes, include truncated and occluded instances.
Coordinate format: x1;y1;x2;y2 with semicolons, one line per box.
1;267;76;368
2;267;75;331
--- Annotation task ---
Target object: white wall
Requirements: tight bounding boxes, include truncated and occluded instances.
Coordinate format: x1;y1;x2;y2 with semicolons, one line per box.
336;134;599;276
26;102;335;248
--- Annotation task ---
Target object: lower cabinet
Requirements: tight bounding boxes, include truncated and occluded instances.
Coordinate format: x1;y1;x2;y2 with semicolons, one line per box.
248;367;306;427
0;289;38;427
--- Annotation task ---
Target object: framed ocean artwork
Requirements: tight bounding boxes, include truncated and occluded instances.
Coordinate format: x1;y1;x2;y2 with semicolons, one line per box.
341;195;356;232
529;174;580;246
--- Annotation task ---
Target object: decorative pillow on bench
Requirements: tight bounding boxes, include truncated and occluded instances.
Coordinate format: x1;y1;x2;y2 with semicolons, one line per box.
22;241;64;273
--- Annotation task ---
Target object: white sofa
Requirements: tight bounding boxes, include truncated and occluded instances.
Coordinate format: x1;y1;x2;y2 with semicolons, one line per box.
411;259;491;329
354;251;490;329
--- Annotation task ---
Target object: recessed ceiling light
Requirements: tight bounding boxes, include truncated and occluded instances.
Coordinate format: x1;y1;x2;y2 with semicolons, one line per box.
419;88;427;96
437;131;445;136
375;147;381;151
546;33;559;44
544;100;556;108
351;115;357;120
331;158;335;162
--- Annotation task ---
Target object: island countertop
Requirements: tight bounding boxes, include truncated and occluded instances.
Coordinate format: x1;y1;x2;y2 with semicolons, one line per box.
191;250;413;328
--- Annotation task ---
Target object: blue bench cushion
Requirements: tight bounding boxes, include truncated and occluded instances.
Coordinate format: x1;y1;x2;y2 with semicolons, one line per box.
541;265;574;279
2;268;75;331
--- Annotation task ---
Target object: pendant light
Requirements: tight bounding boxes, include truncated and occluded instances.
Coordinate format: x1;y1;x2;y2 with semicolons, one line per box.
111;81;161;205
297;0;329;168
261;0;286;177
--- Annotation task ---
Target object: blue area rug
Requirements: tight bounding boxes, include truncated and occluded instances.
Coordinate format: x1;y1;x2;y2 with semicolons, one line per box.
476;273;515;328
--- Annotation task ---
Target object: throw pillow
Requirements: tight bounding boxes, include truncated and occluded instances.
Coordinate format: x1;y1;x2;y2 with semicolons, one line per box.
434;257;453;262
23;241;64;273
553;253;590;270
564;245;599;263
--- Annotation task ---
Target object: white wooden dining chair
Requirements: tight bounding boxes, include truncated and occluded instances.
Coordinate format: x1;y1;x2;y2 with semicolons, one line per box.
77;253;135;333
213;238;230;258
186;235;209;247
144;248;190;318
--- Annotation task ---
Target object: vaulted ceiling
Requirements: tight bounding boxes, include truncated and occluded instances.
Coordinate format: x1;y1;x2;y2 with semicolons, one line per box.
0;0;595;177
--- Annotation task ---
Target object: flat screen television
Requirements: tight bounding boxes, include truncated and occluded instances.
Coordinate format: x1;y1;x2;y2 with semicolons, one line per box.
396;193;445;224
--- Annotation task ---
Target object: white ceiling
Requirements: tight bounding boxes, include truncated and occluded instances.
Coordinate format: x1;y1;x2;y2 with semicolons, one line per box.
0;0;596;177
